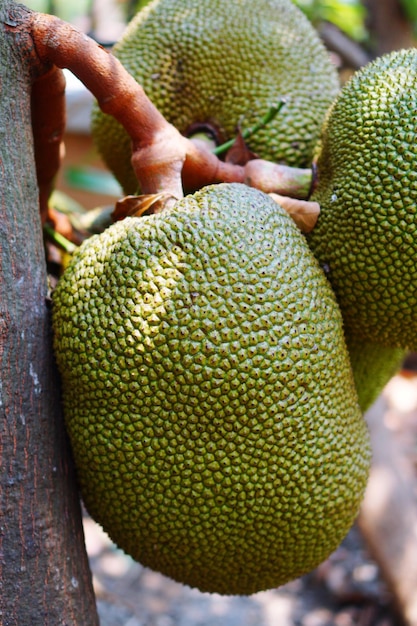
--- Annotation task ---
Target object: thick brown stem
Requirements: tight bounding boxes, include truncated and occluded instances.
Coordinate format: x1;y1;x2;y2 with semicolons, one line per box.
31;65;66;221
30;11;187;199
24;11;312;203
181;139;245;191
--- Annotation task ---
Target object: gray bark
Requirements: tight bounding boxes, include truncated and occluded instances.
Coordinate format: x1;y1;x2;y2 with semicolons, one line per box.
0;1;99;623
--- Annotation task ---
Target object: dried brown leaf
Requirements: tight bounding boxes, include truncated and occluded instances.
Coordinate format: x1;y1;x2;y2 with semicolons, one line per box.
112;193;177;221
269;193;320;233
225;130;258;165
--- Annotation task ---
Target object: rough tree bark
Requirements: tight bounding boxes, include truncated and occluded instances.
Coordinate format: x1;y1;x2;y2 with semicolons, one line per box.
0;0;99;623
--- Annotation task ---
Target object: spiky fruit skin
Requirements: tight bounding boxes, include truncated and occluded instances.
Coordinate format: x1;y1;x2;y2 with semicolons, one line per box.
91;0;339;194
307;49;417;350
346;334;405;413
52;183;370;595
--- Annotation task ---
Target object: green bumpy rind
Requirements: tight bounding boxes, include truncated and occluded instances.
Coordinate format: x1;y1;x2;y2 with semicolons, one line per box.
346;333;405;413
53;183;370;595
308;49;417;350
91;0;339;194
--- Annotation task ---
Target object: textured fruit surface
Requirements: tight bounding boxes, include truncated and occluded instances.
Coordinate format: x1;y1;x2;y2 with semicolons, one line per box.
53;183;370;595
346;334;405;413
308;49;417;350
91;0;339;194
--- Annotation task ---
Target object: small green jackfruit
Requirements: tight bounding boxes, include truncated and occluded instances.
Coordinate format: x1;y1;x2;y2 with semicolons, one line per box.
346;334;405;413
53;183;370;595
307;49;417;350
91;0;339;194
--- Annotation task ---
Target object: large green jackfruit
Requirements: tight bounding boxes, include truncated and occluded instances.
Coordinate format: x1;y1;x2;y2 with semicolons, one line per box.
307;49;417;350
91;0;339;194
53;183;370;595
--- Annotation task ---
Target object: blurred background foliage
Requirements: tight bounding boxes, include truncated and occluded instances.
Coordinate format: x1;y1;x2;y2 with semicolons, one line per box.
293;0;368;41
21;0;417;56
401;0;417;25
130;0;417;51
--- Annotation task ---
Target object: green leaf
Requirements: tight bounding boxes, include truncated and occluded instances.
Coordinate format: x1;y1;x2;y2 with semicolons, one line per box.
292;0;367;41
65;166;123;196
400;0;417;23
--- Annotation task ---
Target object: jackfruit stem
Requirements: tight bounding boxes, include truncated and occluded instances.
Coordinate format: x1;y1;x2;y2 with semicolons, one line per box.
182;140;313;199
26;10;314;214
31;66;66;223
244;161;313;199
29;11;187;202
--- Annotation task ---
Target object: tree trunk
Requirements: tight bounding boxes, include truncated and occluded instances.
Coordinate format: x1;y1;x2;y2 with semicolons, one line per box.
0;1;99;623
365;0;416;55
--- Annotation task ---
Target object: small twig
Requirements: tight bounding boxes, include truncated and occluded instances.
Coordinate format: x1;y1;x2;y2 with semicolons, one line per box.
44;223;77;254
213;101;286;157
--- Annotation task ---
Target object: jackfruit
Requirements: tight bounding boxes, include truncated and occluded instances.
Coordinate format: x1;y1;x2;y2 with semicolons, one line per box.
307;49;417;350
91;0;339;195
53;183;370;595
345;334;405;413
